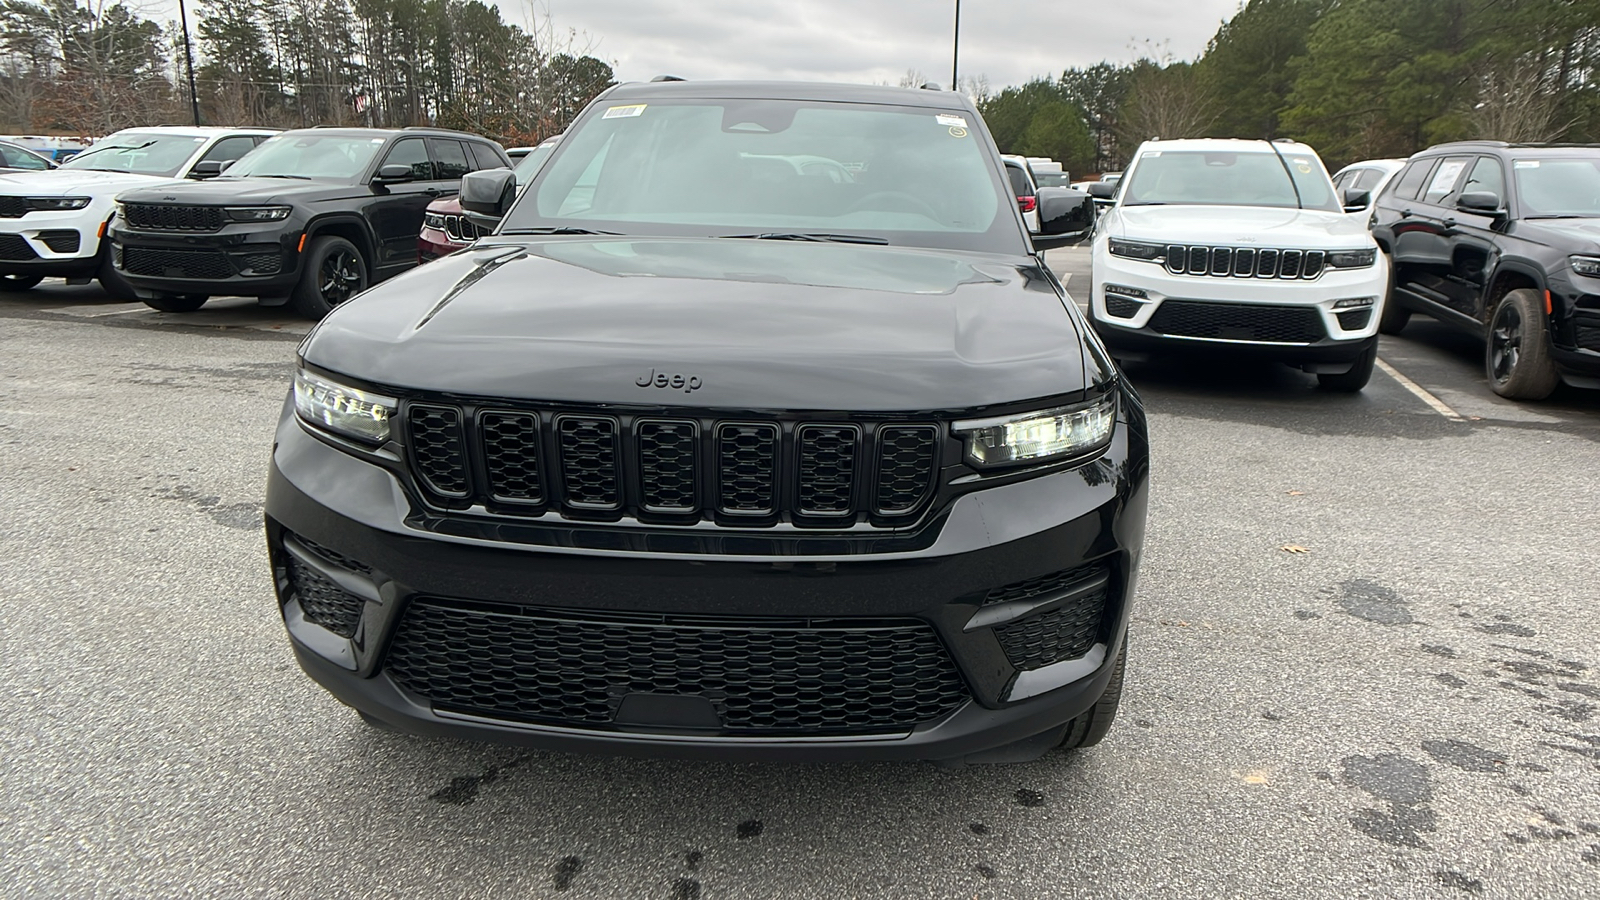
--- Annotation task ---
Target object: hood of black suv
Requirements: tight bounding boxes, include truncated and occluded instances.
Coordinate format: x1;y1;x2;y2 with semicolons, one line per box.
305;237;1092;411
115;176;369;207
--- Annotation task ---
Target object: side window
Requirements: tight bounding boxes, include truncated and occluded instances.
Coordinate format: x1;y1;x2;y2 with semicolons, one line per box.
1421;156;1471;205
0;143;48;169
1389;160;1434;201
468;142;505;171
379;138;432;180
1463;156;1505;200
1353;168;1386;191
430;139;471;179
198;136;260;166
1006;165;1032;197
1332;170;1355;191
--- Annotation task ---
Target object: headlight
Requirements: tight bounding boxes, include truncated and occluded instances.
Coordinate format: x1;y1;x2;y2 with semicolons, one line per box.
1108;238;1165;261
226;206;292;222
1326;248;1376;268
424;212;446;229
1570;255;1600;277
954;394;1117;468
25;196;90;211
293;369;395;444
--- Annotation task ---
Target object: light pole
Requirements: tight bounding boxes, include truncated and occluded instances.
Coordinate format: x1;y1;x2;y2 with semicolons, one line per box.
177;0;201;126
950;0;961;91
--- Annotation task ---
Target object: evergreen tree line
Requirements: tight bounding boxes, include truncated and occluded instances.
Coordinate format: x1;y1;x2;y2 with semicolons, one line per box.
0;0;614;145
981;0;1600;175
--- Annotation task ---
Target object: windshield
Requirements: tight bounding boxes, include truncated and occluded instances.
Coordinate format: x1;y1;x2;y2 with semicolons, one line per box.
1122;149;1338;211
511;142;558;185
1513;158;1600;216
1034;172;1073;188
503;99;1019;252
58;133;205;176
223;134;383;180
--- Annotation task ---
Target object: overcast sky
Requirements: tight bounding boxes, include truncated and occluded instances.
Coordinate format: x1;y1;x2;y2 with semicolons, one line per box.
497;0;1246;89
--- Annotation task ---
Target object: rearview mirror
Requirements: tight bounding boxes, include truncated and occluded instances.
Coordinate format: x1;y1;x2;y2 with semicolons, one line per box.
375;163;415;183
189;160;224;179
1457;191;1502;214
1032;187;1095;249
1087;182;1117;200
460;168;517;224
1341;188;1372;212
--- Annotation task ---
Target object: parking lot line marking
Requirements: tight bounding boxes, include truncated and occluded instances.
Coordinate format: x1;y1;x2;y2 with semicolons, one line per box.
1376;358;1465;421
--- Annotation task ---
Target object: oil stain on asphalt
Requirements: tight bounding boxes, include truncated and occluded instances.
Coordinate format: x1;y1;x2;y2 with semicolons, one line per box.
1341;753;1437;848
1336;579;1415;625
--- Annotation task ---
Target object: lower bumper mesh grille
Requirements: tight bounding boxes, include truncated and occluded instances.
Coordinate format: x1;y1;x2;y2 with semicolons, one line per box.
385;600;971;735
1576;322;1600;352
994;581;1108;671
0;233;37;260
1148;300;1325;343
121;246;235;279
287;556;363;638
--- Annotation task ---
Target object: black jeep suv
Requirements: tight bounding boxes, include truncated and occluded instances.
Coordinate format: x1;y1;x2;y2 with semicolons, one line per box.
265;81;1142;763
1371;141;1600;399
107;127;510;318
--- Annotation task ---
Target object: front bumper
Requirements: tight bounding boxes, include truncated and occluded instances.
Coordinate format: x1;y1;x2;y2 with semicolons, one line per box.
418;226;467;263
264;393;1149;762
1090;243;1387;364
0;205;108;276
106;220;303;297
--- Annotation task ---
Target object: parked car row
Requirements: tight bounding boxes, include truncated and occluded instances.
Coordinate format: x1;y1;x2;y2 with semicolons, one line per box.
0;123;517;317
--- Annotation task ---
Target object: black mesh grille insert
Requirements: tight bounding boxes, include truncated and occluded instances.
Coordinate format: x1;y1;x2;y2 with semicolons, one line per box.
983;562;1108;606
242;252;281;275
1104;294;1141;318
1336;308;1373;331
0;233;37;260
121;247;235;279
638;420;697;512
557;416;620;509
1577;322;1600;352
385;600;971;734
796;424;857;516
1148;300;1325;343
874;425;936;514
292;535;373;576
718;423;778;515
0;196;27;218
121;203;225;232
38;230;79;253
408;404;470;497
288;556;363;638
480;411;543;503
994;583;1108;670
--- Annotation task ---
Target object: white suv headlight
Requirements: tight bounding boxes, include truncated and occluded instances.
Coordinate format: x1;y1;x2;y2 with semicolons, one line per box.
293;369;396;444
954;394;1117;467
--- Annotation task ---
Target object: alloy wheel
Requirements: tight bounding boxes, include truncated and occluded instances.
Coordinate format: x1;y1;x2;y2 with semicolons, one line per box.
319;249;362;305
1490;302;1522;382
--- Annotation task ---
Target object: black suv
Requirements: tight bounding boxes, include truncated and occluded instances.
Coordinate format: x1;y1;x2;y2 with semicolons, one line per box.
107;127;510;318
1371;141;1600;398
265;81;1141;764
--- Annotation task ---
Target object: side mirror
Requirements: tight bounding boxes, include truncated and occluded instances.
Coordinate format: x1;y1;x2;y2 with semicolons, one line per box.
1457;191;1502;214
1033;187;1095;249
1087;182;1117;200
189;160;224;179
460;168;517;225
375;163;415;183
1341;188;1372;212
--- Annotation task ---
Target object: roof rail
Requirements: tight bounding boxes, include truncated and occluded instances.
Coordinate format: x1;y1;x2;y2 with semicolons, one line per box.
1429;140;1511;149
650;74;686;82
919;82;943;90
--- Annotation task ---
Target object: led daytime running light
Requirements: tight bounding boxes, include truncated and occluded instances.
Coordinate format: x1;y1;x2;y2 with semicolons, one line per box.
956;395;1117;467
293;369;395;443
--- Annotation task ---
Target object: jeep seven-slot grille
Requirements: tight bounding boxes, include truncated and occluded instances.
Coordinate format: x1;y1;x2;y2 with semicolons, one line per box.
1165;245;1326;280
384;599;970;734
442;214;479;242
121;203;225;232
403;404;941;524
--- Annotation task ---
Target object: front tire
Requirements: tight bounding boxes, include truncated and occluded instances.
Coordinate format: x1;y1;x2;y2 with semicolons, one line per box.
142;293;208;312
1317;342;1377;392
289;236;367;320
1377;259;1409;334
98;255;137;301
1057;640;1126;750
1487;288;1560;400
0;273;42;292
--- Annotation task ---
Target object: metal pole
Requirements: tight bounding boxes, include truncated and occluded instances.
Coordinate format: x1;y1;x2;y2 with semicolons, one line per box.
950;0;960;91
178;0;201;126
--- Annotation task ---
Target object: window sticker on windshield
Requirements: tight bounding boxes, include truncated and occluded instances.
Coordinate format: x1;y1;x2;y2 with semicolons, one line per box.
370;138;384;143
935;114;968;128
1293;157;1312;173
603;104;647;119
948;126;967;138
1142;150;1161;158
1515;160;1540;169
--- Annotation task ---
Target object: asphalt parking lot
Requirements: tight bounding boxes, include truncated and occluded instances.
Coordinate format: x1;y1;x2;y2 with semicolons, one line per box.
3;248;1598;899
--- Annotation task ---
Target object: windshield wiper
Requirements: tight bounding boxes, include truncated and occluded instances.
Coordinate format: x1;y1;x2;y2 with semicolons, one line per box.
1524;214;1593;219
501;226;622;235
253;174;312;179
719;232;889;244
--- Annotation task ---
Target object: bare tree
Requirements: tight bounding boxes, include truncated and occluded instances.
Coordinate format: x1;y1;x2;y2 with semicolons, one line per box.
1472;54;1569;142
1117;60;1215;146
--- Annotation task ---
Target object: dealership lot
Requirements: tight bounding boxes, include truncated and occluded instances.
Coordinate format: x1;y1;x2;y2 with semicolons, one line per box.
2;252;1598;899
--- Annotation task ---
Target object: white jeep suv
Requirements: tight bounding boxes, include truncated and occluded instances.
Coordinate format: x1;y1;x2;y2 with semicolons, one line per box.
1089;138;1388;391
0;126;276;297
